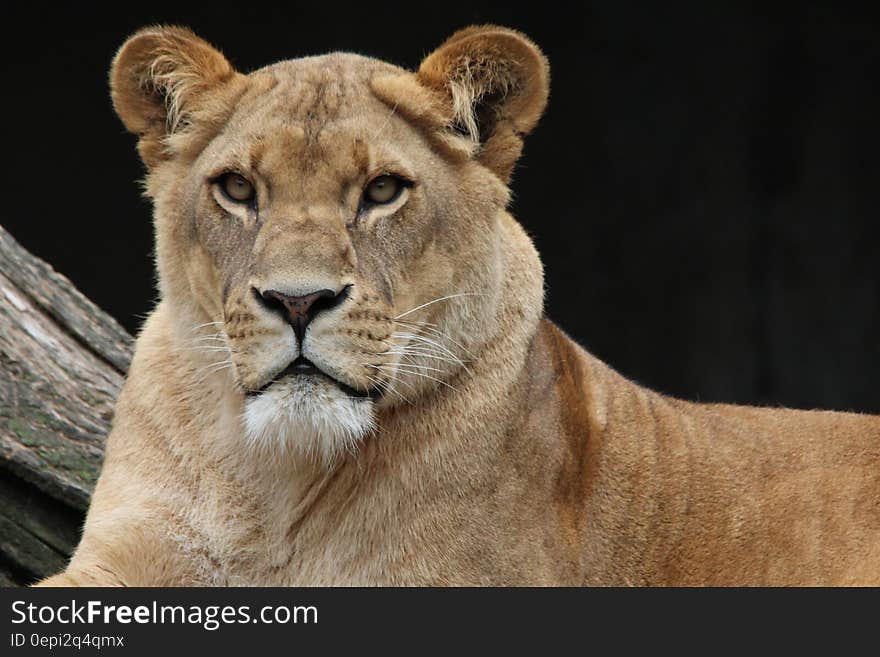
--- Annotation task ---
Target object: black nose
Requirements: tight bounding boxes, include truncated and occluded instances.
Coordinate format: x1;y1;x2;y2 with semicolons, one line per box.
256;286;350;342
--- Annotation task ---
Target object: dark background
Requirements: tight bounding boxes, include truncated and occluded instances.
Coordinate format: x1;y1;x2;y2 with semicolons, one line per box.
2;3;879;412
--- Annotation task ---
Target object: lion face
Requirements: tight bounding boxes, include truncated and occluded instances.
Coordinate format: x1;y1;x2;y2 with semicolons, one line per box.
110;26;549;463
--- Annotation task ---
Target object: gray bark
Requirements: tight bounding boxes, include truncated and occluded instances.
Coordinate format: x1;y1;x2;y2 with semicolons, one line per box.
0;224;132;585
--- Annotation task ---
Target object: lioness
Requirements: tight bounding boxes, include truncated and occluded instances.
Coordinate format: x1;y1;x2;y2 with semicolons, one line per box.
39;25;879;586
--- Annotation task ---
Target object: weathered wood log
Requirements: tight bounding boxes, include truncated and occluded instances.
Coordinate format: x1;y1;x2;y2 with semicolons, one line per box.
0;223;132;585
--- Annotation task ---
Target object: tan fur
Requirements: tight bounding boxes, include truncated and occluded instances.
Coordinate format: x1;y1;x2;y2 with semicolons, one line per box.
38;26;879;587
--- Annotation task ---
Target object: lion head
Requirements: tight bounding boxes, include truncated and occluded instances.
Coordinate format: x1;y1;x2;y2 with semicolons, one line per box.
110;25;549;464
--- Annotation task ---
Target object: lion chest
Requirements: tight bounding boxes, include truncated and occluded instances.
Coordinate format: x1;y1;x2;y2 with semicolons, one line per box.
171;467;435;586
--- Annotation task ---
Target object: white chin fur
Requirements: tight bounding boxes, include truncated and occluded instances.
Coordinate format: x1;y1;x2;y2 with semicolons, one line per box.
243;377;375;465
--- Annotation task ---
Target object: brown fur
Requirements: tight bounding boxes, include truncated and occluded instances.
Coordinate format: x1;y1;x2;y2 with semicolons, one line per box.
38;26;879;586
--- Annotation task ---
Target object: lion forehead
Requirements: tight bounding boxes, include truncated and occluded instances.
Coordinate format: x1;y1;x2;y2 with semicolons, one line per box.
229;53;406;131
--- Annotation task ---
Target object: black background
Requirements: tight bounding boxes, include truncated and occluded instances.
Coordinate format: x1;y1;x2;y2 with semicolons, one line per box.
2;3;879;412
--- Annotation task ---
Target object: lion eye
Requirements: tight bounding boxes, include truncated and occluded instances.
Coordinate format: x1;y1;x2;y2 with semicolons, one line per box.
363;175;402;205
219;173;256;204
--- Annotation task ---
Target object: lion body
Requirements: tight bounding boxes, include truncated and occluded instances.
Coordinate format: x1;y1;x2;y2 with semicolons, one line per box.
45;302;880;586
38;26;880;586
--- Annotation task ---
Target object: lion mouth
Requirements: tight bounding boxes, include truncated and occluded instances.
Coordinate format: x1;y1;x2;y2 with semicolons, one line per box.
247;356;378;400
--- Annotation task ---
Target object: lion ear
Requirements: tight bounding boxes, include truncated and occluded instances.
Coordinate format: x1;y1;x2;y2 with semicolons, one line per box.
109;26;242;168
415;25;550;182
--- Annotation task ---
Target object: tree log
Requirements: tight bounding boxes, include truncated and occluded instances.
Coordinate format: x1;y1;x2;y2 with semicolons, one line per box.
0;223;132;585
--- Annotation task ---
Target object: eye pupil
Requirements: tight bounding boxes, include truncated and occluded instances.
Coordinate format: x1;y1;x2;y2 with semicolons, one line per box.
221;173;255;203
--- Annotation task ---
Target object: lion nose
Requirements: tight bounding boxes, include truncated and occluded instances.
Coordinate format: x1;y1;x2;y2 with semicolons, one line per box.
257;286;350;342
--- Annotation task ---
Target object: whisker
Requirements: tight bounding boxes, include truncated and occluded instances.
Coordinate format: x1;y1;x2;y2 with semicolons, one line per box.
189;360;235;386
186;321;224;334
394;292;481;320
382;361;445;374
190;335;227;343
367;366;420;394
389;332;471;374
391;320;473;356
377;349;462;366
393;318;439;329
389;331;457;354
381;339;456;358
371;368;420;394
365;373;412;405
204;363;234;374
368;364;457;391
